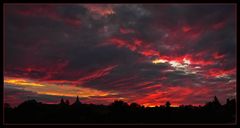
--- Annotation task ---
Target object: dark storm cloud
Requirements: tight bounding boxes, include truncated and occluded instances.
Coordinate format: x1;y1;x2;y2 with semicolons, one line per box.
83;61;172;91
137;4;236;58
4;4;236;106
5;4;141;79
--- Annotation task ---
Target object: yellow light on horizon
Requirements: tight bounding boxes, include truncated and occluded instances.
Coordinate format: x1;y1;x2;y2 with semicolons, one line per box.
4;78;45;87
4;77;117;98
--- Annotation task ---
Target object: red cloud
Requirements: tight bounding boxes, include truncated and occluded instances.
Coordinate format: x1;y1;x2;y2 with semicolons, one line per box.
182;25;192;33
63;18;81;27
108;38;138;51
139;49;160;57
176;54;215;66
135;86;211;107
160;24;203;47
119;27;135;34
212;20;226;30
190;59;214;66
16;5;60;20
15;5;81;27
206;68;236;78
107;37;161;58
212;52;225;59
77;65;118;84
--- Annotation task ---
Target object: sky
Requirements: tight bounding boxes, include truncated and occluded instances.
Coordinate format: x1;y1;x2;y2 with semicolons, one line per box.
4;4;236;107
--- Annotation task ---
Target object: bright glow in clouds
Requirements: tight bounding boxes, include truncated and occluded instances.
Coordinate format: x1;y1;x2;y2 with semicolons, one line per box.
169;60;184;68
152;59;167;64
152;58;190;68
4;77;117;98
183;58;191;65
152;57;196;75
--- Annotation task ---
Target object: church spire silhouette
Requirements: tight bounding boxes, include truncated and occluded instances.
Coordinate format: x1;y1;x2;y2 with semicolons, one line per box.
72;96;81;106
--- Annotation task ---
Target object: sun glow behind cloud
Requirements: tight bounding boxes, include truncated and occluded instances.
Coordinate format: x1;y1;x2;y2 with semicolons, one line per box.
152;57;196;74
152;59;168;64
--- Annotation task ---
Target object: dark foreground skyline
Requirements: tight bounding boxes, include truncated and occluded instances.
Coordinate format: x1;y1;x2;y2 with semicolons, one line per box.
4;96;236;124
4;4;236;107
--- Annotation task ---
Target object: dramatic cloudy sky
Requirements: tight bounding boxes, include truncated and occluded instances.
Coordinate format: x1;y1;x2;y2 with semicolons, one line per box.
4;4;236;107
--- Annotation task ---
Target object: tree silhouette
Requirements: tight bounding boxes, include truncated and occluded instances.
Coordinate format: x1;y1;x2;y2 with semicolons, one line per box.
130;102;141;109
65;99;70;105
204;96;222;111
4;103;12;110
60;98;65;105
110;100;129;108
165;101;171;108
110;100;129;113
4;96;235;124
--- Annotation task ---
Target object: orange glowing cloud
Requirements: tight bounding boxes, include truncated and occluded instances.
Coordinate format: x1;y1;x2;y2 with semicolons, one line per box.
4;77;117;98
5;78;45;87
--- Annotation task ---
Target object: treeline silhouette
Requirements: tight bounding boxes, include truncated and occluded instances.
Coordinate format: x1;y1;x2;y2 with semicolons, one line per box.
4;96;236;124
